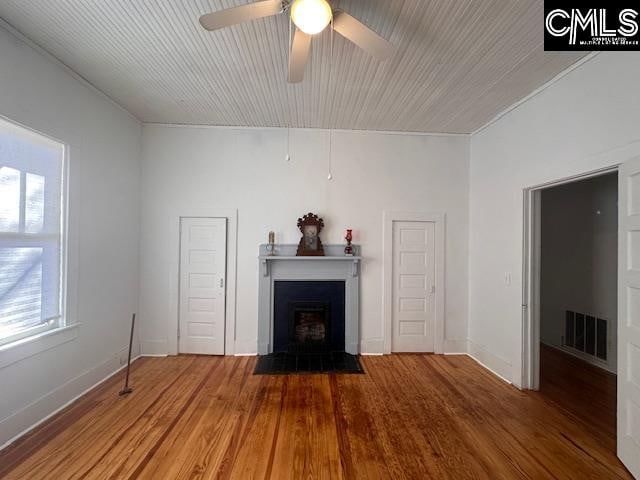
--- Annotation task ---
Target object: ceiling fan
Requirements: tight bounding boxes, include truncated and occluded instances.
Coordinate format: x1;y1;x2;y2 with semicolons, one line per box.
199;0;394;83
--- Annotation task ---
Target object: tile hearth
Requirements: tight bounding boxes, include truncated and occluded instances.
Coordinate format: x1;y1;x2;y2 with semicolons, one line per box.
253;352;364;375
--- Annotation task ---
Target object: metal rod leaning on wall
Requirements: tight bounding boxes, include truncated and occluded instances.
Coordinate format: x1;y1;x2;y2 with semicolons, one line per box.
119;313;136;396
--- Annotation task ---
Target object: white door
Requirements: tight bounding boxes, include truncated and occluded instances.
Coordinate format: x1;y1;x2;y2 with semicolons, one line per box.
392;221;436;352
179;217;226;355
618;157;640;477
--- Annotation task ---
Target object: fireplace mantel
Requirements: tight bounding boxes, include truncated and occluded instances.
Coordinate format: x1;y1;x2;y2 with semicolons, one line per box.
259;255;362;277
257;244;361;355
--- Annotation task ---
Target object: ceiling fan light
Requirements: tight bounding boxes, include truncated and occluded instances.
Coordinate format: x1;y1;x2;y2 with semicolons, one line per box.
290;0;332;35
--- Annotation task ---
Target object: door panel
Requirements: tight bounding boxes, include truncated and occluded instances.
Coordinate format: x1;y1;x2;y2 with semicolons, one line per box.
619;157;640;477
179;217;226;355
392;221;435;352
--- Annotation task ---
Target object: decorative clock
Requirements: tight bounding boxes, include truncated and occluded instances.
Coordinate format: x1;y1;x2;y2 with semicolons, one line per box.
296;213;325;256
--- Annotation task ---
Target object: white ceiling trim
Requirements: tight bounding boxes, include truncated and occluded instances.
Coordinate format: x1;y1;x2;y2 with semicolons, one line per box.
143;122;469;137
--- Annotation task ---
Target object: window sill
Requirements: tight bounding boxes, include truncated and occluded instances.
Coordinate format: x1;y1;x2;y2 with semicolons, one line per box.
0;324;79;370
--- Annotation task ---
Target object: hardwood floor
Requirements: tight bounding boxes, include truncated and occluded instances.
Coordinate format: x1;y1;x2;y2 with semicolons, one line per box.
539;343;618;452
0;354;632;479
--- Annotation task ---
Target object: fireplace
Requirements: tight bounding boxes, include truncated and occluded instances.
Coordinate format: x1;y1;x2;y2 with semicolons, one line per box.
291;302;329;351
256;244;361;373
273;281;345;354
257;243;360;357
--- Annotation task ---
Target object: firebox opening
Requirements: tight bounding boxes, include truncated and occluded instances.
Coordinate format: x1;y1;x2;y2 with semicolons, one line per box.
290;303;330;353
273;280;345;354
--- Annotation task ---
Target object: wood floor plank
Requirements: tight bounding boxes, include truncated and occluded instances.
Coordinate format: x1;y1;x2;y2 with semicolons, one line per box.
539;343;617;446
358;356;461;479
0;354;632;479
134;356;249;479
269;375;343;479
329;373;393;480
392;355;525;479
421;355;559;478
94;356;223;479
227;376;288;480
436;354;629;479
307;376;343;480
2;356;199;480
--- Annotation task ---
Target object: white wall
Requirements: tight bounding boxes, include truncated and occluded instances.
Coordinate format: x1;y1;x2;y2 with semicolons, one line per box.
468;52;640;385
0;26;141;446
139;126;469;355
540;173;618;370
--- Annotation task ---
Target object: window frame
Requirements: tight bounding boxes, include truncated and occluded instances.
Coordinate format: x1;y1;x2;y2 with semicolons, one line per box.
0;117;68;348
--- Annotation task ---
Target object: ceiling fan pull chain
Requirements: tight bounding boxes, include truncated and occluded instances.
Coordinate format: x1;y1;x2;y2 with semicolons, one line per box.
327;17;334;181
327;131;333;181
286;14;292;162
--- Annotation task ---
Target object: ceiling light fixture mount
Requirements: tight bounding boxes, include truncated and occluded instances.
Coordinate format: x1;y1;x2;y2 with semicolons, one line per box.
290;0;332;35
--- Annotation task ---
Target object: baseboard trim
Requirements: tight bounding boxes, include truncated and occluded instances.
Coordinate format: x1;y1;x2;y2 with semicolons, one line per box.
443;339;468;354
234;339;258;356
466;340;512;384
140;339;168;356
0;353;141;451
360;338;384;354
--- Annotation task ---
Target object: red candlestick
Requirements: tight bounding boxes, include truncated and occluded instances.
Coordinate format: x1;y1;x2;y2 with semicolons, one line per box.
344;229;353;255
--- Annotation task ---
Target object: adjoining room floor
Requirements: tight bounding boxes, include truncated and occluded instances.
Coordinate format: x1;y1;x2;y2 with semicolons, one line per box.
0;354;632;479
539;343;618;450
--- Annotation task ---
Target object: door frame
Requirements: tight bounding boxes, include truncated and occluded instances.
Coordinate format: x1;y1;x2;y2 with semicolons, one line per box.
382;211;446;354
167;208;238;356
521;166;619;390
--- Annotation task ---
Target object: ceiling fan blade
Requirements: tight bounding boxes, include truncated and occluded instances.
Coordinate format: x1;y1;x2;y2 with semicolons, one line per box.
288;27;311;83
199;0;282;31
332;11;394;60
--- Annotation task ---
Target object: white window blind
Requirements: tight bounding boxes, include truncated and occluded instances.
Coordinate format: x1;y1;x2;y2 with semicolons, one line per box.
0;118;65;346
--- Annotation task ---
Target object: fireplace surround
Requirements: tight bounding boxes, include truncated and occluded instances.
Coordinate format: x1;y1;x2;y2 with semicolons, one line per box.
273;280;345;353
257;244;361;355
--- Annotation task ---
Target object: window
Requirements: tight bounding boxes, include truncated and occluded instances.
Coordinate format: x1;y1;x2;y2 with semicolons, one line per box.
0;118;65;346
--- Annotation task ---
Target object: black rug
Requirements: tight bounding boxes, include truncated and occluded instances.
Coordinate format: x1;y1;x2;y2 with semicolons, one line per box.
254;352;364;375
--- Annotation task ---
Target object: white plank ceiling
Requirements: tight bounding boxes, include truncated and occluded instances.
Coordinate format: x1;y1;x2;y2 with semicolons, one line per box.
0;1;587;133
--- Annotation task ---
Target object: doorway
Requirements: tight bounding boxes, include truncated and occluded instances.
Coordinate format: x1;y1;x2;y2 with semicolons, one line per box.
523;168;619;449
391;220;436;352
178;217;227;355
